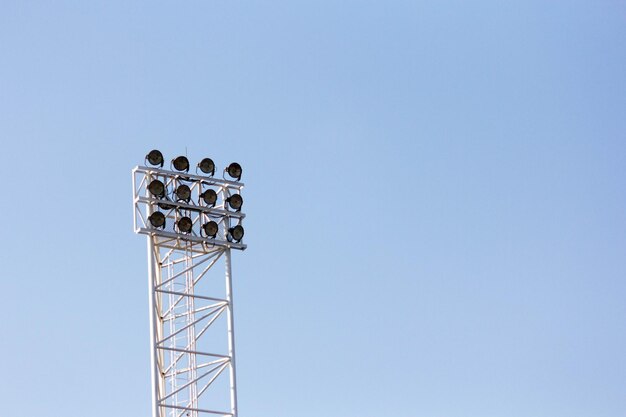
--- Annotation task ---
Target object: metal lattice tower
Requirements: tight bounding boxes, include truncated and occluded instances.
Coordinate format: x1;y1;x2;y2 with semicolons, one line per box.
132;153;246;417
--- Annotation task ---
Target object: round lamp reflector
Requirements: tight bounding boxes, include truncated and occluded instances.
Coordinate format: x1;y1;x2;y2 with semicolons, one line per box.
175;185;191;202
201;189;218;206
158;200;175;210
202;221;219;238
148;211;166;228
227;194;243;211
198;158;215;175
148;180;165;197
229;225;244;242
146;149;164;167
173;156;190;172
177;216;193;233
226;162;242;181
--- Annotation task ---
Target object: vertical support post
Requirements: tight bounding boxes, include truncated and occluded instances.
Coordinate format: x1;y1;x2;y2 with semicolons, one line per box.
224;249;239;417
147;236;160;417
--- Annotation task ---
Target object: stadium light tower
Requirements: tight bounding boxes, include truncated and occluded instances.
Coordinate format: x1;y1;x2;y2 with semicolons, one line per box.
132;150;247;417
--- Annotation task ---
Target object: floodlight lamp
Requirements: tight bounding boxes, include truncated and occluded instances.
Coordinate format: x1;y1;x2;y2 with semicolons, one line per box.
202;221;219;238
228;225;244;242
200;189;218;206
198;158;215;176
172;156;190;172
226;162;242;181
175;184;191;202
148;211;166;228
146;149;164;167
148;180;166;197
177;216;193;233
226;194;243;211
158;199;175;210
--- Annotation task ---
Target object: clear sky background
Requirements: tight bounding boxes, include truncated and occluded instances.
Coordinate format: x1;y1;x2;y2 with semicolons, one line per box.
1;1;625;416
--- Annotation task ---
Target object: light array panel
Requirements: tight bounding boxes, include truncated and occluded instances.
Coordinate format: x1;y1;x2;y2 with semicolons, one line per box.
133;153;246;251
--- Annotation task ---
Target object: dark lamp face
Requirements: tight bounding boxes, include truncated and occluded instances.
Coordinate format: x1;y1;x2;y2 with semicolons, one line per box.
177;216;193;233
198;158;215;175
148;212;166;228
201;189;218;206
175;185;191;201
230;225;244;242
173;156;190;172
147;149;164;166
227;194;243;210
226;163;242;180
158;201;175;210
202;221;219;238
148;180;165;197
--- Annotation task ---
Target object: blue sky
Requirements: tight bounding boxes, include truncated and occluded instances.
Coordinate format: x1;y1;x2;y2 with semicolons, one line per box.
1;1;625;416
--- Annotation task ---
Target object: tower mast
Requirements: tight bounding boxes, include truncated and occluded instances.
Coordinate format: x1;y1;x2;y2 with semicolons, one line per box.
133;151;246;417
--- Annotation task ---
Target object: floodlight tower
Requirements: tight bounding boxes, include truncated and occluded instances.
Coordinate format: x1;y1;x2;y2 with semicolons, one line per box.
132;150;247;417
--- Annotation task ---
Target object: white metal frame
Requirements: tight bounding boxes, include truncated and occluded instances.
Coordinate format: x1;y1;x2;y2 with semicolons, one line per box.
133;165;246;417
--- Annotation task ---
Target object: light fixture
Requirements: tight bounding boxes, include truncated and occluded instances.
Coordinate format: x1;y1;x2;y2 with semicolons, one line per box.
226;194;243;211
177;216;193;233
202;221;219;238
148;180;165;197
228;225;244;242
198;158;215;176
158;199;175;210
148;211;166;228
172;156;190;172
200;189;217;206
146;149;164;167
175;184;191;202
226;162;242;181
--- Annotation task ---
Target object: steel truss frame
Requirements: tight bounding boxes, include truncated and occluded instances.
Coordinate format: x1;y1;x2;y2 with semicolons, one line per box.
132;165;246;417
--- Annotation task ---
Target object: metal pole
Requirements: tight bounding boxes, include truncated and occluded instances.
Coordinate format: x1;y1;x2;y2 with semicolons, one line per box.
224;249;238;417
147;236;160;417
